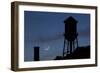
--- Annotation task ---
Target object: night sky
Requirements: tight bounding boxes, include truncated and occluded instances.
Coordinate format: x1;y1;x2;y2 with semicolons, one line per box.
24;11;90;61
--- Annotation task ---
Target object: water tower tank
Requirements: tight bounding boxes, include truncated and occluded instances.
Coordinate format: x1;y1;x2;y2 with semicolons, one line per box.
64;16;78;41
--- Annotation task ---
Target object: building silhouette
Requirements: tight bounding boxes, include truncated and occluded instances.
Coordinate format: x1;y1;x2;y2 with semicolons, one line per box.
55;45;90;60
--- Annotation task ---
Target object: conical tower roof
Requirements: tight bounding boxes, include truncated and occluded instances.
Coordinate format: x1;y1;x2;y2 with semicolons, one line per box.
64;16;77;24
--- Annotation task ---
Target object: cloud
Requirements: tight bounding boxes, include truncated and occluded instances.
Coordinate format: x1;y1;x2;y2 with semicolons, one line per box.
25;32;64;43
79;29;90;37
44;46;50;51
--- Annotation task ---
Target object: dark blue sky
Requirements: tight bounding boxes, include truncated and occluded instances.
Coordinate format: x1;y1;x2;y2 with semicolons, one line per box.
24;11;90;61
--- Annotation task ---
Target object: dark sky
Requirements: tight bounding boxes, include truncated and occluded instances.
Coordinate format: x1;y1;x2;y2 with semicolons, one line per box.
24;11;90;61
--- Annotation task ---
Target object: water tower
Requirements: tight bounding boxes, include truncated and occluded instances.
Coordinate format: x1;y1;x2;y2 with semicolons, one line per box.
63;16;79;57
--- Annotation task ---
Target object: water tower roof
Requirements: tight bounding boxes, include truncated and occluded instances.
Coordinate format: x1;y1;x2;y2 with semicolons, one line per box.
64;16;77;24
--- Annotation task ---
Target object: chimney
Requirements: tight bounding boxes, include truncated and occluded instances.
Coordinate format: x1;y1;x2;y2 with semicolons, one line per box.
34;46;40;61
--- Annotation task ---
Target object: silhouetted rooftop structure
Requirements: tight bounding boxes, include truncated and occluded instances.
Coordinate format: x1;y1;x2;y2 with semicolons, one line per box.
34;46;40;61
63;16;79;57
55;45;90;60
